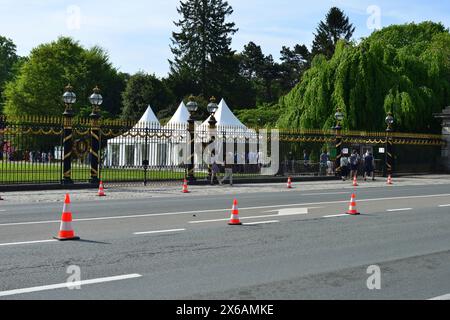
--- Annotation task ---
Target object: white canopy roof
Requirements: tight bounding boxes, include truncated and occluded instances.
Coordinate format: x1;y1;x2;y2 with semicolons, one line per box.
138;104;160;125
202;99;247;128
166;101;190;125
108;105;160;143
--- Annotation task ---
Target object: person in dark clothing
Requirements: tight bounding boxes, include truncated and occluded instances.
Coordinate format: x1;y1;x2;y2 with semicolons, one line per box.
363;151;375;181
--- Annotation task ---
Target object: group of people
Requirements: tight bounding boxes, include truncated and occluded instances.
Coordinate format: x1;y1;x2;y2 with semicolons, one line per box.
340;149;375;181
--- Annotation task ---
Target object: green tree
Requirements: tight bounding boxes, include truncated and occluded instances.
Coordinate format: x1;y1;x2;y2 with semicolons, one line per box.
3;37;126;118
279;44;311;92
0;36;19;110
238;42;282;105
312;7;355;59
169;0;238;97
278;22;450;133
121;72;175;121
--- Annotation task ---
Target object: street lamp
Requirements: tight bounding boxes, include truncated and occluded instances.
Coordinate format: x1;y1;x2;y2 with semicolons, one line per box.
385;112;395;177
89;86;103;117
89;86;103;185
334;110;344;129
62;84;76;185
186;96;198;183
207;96;218;127
385;112;394;132
62;84;76;115
207;97;219;183
334;108;344;176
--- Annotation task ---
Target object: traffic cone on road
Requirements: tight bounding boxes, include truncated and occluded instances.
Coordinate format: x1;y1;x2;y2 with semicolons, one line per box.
54;194;80;241
287;176;293;189
228;199;242;225
387;175;393;185
98;181;106;197
346;193;360;215
182;178;190;193
352;175;358;187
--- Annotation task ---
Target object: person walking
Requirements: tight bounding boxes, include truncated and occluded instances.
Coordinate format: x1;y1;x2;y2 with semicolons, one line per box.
349;149;360;180
340;152;350;181
220;153;234;186
303;150;309;170
210;161;220;185
363;151;376;181
319;150;329;176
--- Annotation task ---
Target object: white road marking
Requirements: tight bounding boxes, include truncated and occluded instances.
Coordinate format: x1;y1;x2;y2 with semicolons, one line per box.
323;214;349;218
266;207;310;215
243;220;279;225
0;274;142;297
386;208;412;212
429;293;450;300
189;213;294;224
133;228;186;235
438;204;450;207
0;210;6;212
2;193;450;227
0;239;57;247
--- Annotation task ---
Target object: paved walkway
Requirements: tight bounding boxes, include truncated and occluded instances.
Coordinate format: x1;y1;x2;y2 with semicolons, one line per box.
1;175;450;204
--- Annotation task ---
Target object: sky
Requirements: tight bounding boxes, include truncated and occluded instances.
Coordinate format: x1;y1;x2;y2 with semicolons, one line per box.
0;0;449;78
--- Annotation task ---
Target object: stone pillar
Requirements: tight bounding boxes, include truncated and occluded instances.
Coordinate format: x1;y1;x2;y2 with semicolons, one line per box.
434;107;450;172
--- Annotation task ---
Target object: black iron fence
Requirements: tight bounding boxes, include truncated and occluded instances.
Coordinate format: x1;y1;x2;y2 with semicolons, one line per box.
0;115;445;187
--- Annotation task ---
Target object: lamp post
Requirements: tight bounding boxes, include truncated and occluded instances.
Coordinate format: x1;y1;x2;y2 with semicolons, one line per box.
88;86;103;185
186;96;198;183
207;97;218;183
385;112;394;177
62;84;76;185
334;109;344;177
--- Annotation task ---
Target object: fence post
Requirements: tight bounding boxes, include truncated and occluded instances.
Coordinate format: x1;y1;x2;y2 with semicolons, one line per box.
334;126;342;177
62;107;75;185
88;86;102;185
385;113;394;177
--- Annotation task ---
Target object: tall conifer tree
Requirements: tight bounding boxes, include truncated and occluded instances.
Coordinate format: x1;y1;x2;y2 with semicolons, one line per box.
170;0;238;97
312;7;355;59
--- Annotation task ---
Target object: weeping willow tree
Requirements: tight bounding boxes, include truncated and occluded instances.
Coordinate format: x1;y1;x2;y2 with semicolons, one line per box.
277;22;450;133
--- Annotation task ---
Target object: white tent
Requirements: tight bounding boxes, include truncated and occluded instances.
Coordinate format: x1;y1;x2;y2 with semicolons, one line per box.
166;101;190;125
106;105;162;167
199;99;259;165
163;101;190;166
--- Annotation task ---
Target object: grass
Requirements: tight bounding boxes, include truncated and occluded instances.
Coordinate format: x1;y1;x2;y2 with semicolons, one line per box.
0;161;208;184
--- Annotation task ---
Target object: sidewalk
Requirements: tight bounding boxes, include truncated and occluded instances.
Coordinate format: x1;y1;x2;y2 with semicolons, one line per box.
1;175;450;204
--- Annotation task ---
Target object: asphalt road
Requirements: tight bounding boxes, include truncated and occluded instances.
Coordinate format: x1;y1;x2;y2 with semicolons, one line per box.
0;182;450;300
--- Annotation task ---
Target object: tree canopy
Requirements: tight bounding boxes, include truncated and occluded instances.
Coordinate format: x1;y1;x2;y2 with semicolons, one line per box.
121;72;175;121
3;37;126;118
170;0;238;97
0;36;19;110
277;22;450;133
312;7;355;59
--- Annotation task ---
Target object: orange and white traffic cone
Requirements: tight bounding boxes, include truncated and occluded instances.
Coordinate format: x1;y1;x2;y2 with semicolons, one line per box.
352;175;358;187
98;181;106;197
54;194;80;241
287;176;292;189
346;193;360;215
387;175;393;185
228;199;242;225
182;178;190;193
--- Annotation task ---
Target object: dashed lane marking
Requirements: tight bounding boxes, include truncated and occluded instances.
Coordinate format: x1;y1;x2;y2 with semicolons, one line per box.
133;228;186;235
0;274;142;297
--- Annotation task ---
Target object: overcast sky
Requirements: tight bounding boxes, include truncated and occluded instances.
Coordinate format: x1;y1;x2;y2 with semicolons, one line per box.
0;0;449;77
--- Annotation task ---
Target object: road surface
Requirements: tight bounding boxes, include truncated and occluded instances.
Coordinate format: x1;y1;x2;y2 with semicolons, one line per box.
0;181;449;300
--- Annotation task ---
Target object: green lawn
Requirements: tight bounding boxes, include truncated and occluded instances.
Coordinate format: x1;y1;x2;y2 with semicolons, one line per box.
0;161;207;184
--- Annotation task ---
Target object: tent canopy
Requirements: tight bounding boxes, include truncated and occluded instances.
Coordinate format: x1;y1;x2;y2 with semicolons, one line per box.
137;104;160;126
166;101;190;125
202;99;247;128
